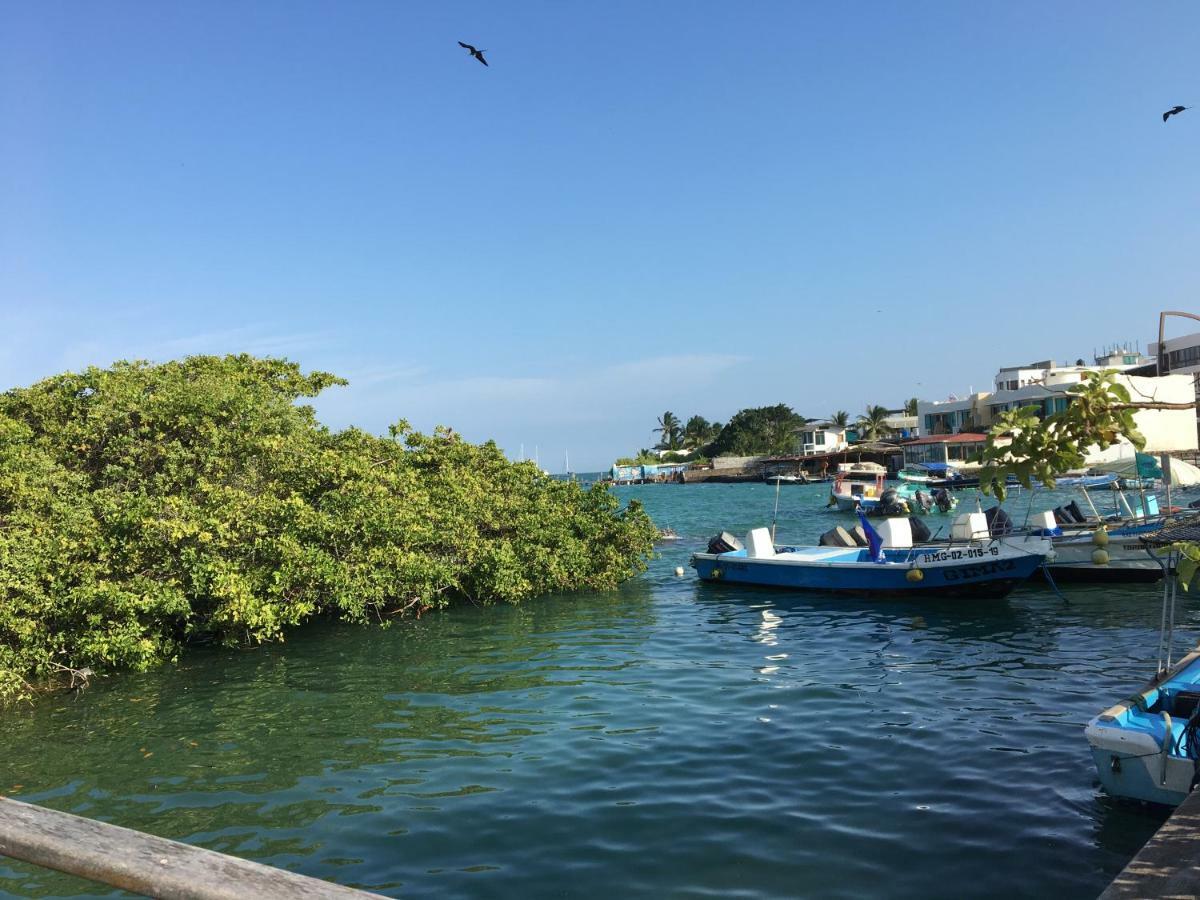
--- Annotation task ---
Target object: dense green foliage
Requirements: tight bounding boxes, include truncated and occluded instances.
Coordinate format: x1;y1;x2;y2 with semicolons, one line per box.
682;415;721;447
705;404;807;457
975;370;1145;500
0;356;657;702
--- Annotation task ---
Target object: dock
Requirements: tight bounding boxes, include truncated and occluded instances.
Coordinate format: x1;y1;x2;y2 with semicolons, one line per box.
1100;789;1200;898
0;797;385;899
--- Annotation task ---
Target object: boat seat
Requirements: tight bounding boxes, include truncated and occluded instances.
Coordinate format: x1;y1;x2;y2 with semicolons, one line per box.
746;528;776;559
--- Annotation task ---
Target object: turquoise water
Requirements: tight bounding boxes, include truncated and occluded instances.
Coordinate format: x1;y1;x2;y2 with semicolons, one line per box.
0;483;1182;898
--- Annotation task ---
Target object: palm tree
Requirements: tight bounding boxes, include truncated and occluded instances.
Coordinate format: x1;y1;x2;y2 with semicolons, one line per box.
856;404;893;442
903;397;919;417
653;411;683;450
829;410;850;427
682;415;712;448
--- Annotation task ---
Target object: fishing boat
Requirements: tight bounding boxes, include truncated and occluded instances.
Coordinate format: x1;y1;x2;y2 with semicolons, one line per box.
897;462;961;485
828;464;889;512
908;473;1185;583
893;483;958;515
1086;649;1200;806
1085;522;1198;805
764;473;809;485
691;516;1049;599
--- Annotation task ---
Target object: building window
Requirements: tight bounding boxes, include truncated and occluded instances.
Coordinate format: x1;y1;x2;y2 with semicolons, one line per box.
1168;345;1200;368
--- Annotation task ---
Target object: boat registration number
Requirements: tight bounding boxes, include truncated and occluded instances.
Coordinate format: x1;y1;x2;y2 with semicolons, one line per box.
919;547;999;563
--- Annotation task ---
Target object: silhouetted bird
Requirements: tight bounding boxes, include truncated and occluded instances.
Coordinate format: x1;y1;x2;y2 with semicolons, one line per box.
1163;105;1188;122
458;41;488;66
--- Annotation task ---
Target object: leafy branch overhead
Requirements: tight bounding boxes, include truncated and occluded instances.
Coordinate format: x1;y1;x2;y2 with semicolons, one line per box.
975;370;1145;501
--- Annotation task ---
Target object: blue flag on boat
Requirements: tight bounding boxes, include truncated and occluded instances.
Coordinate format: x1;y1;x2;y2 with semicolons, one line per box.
857;511;886;564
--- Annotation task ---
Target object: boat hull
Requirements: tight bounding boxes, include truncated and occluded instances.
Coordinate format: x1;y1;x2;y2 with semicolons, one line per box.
691;542;1046;599
925;523;1165;584
1043;528;1163;583
833;494;877;512
1085;647;1200;806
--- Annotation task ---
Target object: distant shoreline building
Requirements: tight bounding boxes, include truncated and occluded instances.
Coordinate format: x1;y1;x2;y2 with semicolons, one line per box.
915;346;1196;467
1148;331;1200;442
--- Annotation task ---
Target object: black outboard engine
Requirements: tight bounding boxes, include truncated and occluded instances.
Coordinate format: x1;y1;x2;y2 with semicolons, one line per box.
908;516;932;543
869;487;907;518
984;506;1013;536
913;489;933;514
707;532;744;554
933;488;953;513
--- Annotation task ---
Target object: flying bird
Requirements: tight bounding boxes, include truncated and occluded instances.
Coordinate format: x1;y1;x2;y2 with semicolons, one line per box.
458;41;488;66
1163;105;1188;122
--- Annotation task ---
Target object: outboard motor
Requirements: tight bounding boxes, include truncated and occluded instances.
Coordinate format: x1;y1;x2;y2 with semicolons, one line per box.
908;516;932;543
984;506;1013;536
933;488;953;513
707;532;744;554
913;490;933;514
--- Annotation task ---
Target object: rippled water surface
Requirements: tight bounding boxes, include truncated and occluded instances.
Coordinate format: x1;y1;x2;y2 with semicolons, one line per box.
0;483;1186;898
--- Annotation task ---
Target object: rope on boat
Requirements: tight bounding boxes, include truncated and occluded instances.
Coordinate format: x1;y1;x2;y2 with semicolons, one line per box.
1040;561;1068;604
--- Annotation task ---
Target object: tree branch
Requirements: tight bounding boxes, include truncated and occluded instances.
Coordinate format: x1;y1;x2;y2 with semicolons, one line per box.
1114;401;1197;411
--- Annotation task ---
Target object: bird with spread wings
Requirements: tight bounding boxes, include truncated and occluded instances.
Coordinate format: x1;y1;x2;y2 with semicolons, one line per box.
458;41;488;67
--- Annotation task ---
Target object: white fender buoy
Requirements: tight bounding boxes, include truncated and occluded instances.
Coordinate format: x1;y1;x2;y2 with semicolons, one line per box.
674;566;685;577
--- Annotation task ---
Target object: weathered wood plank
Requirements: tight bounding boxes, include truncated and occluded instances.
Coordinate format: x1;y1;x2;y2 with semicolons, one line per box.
1100;789;1200;899
0;797;388;900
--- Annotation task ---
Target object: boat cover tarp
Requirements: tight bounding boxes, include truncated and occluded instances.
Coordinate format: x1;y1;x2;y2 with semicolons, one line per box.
1101;453;1200;487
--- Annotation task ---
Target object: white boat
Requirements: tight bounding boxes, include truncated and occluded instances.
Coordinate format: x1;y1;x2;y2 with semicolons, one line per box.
897;462;961;485
764;473;809;485
828;464;888;512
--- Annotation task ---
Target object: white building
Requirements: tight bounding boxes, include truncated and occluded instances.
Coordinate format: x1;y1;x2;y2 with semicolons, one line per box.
916;352;1196;466
797;424;850;456
1149;331;1200;440
882;412;919;438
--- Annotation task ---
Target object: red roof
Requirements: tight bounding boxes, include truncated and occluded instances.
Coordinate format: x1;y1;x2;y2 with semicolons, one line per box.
905;433;988;445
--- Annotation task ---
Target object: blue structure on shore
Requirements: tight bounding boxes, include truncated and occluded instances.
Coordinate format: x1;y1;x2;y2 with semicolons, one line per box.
611;463;689;483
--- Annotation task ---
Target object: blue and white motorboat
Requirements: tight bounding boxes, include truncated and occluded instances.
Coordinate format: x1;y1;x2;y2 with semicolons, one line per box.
1085;648;1200;806
691;516;1049;599
828;465;889;512
1085;521;1200;805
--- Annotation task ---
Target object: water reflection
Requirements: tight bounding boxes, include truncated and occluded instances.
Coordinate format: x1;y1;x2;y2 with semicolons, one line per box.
1;484;1195;899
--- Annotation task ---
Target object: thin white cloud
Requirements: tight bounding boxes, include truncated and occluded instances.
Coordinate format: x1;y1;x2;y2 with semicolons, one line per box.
312;352;752;458
604;354;746;382
154;326;329;359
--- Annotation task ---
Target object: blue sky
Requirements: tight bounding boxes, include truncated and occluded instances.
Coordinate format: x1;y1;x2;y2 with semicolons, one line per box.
2;1;1198;470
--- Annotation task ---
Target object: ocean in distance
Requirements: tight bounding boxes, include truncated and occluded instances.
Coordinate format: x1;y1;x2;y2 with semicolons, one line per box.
0;482;1182;899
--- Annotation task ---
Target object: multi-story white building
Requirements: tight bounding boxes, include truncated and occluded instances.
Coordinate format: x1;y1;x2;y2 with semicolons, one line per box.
915;349;1196;466
797;424;851;456
1151;332;1200;375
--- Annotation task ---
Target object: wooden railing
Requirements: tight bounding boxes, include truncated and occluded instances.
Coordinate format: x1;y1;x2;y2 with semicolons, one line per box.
0;797;386;899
